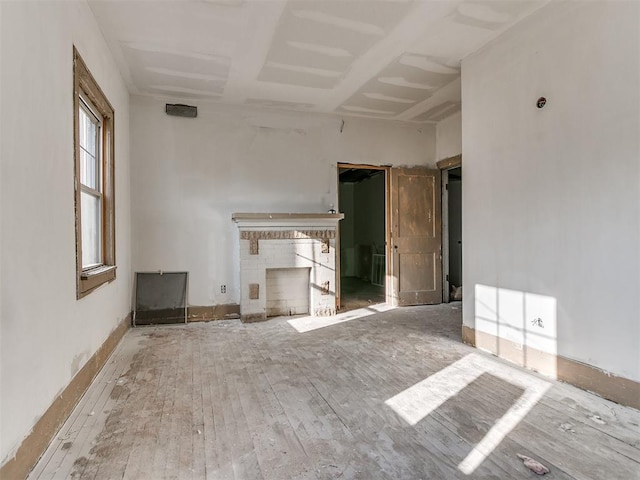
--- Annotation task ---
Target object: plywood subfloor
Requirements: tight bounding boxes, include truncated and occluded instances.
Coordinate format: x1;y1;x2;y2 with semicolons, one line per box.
29;304;640;479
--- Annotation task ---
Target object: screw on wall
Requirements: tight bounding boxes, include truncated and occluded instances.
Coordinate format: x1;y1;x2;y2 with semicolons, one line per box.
221;285;226;294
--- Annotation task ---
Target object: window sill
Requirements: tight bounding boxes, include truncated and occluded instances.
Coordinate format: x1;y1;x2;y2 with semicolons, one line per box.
78;265;116;298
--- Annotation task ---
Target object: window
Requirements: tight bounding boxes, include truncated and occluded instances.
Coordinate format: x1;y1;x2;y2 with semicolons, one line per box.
74;48;116;298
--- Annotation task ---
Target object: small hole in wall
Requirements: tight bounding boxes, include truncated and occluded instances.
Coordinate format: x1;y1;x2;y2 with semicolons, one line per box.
536;97;547;109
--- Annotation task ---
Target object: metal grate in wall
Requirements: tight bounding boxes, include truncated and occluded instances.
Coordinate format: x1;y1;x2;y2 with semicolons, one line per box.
133;271;188;326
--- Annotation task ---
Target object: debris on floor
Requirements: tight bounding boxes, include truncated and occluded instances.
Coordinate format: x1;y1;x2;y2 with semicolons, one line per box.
450;285;463;301
559;422;576;433
453;286;462;301
517;454;550;475
589;414;607;425
30;306;640;480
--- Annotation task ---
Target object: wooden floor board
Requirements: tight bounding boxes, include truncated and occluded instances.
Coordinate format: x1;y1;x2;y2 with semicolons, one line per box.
28;304;640;480
34;335;138;480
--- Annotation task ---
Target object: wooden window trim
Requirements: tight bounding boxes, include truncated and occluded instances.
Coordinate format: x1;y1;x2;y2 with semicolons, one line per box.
74;47;116;298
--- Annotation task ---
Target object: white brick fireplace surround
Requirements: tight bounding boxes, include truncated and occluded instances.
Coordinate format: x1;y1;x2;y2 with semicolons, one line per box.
232;213;344;322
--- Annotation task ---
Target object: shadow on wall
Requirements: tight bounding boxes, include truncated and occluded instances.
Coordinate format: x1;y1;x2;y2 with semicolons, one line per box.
474;284;558;378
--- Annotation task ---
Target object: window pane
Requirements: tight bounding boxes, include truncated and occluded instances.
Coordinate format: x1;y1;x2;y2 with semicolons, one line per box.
79;107;96;153
81;190;101;268
79;104;99;190
80;149;98;189
79;108;87;148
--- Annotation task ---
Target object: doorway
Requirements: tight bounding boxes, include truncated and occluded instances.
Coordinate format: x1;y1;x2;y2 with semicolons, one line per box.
441;161;462;302
338;165;387;312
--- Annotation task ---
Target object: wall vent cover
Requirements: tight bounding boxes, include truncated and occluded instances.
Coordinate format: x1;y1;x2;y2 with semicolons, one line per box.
166;103;197;118
133;271;188;325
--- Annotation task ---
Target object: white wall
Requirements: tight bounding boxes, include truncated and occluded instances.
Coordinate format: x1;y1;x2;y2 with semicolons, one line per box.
436;111;462;161
462;1;640;381
0;1;131;463
131;96;435;306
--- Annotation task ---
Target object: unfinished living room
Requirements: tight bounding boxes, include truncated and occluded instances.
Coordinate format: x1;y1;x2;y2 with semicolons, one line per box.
1;1;639;479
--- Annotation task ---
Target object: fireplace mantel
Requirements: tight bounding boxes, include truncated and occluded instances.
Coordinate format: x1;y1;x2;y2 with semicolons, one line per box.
232;212;344;228
232;212;343;322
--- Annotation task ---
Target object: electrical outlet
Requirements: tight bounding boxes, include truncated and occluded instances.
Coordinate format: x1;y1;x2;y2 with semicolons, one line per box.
221;285;226;294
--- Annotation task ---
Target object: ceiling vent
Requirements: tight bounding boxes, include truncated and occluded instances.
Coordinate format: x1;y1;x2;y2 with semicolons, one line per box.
165;103;197;118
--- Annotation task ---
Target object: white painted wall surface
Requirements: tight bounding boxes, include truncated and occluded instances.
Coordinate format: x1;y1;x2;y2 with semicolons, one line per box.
0;1;131;464
462;1;640;381
131;96;435;306
436;111;462;161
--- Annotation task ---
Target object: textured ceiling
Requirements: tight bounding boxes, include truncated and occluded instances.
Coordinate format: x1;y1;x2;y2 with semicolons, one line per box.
88;0;548;123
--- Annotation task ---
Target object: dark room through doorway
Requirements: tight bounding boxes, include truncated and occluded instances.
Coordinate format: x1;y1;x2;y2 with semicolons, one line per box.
338;165;386;312
443;166;462;302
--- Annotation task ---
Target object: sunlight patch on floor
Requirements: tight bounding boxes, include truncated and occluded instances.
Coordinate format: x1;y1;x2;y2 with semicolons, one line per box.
287;303;395;333
385;352;551;475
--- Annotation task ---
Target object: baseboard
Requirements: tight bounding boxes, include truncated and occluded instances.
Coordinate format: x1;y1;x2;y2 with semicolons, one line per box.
187;304;240;322
556;357;640;410
461;325;476;347
461;325;640;410
241;312;267;323
0;313;131;480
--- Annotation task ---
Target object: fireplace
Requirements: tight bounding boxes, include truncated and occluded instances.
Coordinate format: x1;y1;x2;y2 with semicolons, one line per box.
232;213;343;322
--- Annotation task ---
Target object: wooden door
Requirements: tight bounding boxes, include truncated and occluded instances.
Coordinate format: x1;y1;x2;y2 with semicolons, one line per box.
390;167;442;305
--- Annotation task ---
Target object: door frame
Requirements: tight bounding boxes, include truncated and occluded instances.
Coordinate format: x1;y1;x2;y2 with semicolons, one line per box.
437;155;462;303
336;163;391;309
